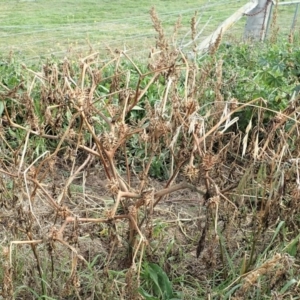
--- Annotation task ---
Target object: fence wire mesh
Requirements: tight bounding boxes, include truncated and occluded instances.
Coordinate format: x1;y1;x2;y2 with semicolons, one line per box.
266;1;300;38
0;0;249;62
1;1;299;63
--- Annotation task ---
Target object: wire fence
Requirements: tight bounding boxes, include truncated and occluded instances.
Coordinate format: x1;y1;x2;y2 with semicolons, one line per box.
0;0;299;63
0;0;248;62
266;1;300;38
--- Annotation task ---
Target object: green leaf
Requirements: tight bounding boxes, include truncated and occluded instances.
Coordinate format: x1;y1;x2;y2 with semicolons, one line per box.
261;221;285;257
148;263;173;299
224;284;243;299
8;127;17;138
284;234;300;257
66;108;72;122
147;263;162;296
138;287;159;300
280;278;297;294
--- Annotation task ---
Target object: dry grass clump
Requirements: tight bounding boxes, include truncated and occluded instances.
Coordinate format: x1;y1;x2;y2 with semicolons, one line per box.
0;8;300;299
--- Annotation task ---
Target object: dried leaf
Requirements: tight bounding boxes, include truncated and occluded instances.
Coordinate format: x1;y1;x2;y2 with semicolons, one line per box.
242;117;252;157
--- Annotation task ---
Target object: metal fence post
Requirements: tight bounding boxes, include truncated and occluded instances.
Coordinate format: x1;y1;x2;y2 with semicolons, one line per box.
292;3;299;30
244;0;273;41
265;2;274;39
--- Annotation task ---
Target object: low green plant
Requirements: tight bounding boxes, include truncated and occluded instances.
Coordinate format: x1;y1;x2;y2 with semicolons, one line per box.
139;263;182;300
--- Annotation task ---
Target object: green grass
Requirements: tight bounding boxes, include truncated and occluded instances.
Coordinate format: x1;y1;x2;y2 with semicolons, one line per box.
1;0;297;62
0;0;251;61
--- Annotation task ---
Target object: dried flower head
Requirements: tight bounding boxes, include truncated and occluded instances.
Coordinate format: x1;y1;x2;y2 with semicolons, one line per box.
102;132;118;151
106;179;119;195
68;128;77;140
116;121;129;137
30;114;40;131
183;164;199;182
274;112;284;123
76;94;85;108
106;104;119;117
149;118;170;139
229;98;238;111
183;99;198;115
202;153;218;171
45;106;53;125
128;205;137;217
144;101;154;118
209;30;223;55
141;130;149;142
141;188;154;206
72;274;80;288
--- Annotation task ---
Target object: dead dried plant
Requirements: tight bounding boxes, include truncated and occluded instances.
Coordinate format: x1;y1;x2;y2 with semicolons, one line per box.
1;10;300;299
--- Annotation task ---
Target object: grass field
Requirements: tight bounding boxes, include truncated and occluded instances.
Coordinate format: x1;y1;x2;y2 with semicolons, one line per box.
1;0;297;62
0;0;251;61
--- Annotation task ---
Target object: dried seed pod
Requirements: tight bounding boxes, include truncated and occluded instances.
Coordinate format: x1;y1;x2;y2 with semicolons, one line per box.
116;121;129;137
202;153;218;171
140;130;149;142
30;114;40;131
141;188;154;206
45;106;53;125
107;104;119;117
183;164;199;182
102;132;118;151
128;205;137;217
274;112;284;123
106;179;119;195
68;129;76;140
229;97;238;111
77;94;85;108
183;99;198;115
